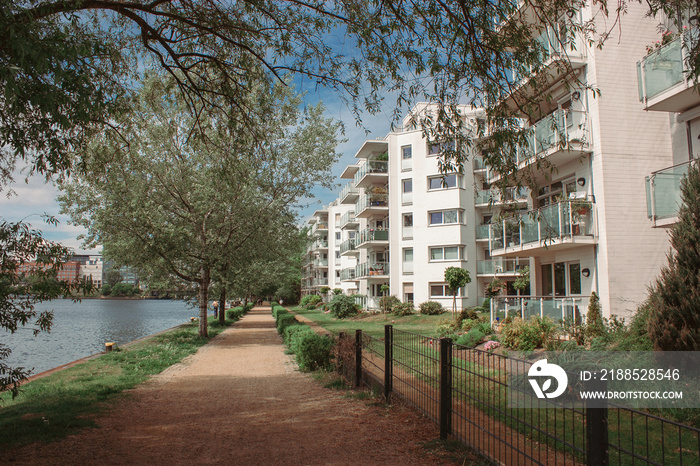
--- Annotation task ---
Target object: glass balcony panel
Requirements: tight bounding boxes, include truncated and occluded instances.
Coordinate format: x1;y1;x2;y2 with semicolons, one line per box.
476;224;490;240
648;163;688;220
504;218;520;247
521;214;538;244
641;38;683;100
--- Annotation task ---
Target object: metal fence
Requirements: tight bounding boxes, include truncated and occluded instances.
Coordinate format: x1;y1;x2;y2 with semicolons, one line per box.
341;325;700;466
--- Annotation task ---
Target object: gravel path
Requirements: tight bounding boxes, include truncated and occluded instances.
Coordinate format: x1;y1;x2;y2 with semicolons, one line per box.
1;307;460;465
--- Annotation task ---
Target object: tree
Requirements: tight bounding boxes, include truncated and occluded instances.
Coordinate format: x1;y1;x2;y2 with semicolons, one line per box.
444;267;471;317
59;74;341;337
105;269;123;287
0;218;81;398
586;292;604;340
646;162;700;351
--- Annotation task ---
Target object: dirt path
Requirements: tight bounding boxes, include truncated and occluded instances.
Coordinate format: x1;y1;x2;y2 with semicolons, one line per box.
1;307;462;465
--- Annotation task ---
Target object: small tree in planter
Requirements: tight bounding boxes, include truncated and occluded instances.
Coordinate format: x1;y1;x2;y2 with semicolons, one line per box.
444;266;471;319
380;284;391;315
320;286;330;303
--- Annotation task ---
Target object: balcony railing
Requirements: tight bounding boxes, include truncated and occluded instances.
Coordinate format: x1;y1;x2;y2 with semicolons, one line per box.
356;261;390;278
511;24;585;85
354;160;388;186
489;199;595;253
312;258;328;267
340;238;357;255
312;240;328;250
312;222;329;232
355;193;388;216
356;228;389;247
340;267;357;281
340;211;357;229
475;186;528;205
645;160;693;223
312;278;329;287
339;181;359;203
476;224;490;240
523;109;589;161
477;258;527;275
490;295;590;322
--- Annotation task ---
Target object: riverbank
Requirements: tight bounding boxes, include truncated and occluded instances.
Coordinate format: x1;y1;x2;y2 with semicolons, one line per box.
0;316;237;450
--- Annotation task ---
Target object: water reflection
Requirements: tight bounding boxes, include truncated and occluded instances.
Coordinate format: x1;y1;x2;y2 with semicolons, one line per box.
1;299;197;374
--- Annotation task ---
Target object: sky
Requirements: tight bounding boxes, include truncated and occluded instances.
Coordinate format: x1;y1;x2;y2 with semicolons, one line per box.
0;81;402;255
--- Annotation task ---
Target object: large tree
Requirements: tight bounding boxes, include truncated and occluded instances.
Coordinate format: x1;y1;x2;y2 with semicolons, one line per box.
59;74;341;336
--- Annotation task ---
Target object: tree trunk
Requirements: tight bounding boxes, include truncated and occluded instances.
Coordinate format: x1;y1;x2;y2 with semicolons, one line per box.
218;286;227;325
198;266;210;338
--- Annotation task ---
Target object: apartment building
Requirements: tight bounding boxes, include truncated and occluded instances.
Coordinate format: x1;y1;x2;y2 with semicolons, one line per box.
73;254;104;288
637;23;700;225
484;1;674;319
302;200;358;297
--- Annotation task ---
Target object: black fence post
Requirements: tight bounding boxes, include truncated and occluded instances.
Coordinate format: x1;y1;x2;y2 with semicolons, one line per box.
355;329;362;388
586;373;609;466
439;337;453;439
384;325;393;401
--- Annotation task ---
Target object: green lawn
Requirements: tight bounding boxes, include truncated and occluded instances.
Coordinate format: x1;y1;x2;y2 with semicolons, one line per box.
292;307;455;338
0;316;237;450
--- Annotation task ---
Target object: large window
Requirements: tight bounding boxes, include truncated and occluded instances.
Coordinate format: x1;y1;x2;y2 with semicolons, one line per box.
428;140;456;156
541;261;582;296
402;213;413;239
402;178;413;204
428;174;458;190
429;246;463;261
429;283;464;297
429;209;461;225
403;248;413;274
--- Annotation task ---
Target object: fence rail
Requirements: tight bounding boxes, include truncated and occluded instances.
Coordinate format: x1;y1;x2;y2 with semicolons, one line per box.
341;325;700;466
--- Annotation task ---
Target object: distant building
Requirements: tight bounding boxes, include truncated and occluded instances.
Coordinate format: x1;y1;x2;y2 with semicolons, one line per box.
17;260;81;284
72;254;104;288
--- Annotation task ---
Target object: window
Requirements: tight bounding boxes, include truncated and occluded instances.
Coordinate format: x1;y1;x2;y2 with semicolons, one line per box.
335;232;341;240
401;145;413;171
403;248;413;274
429;209;461;225
428;174;458;190
429;246;462;261
429;283;463;297
335;251;340;259
537;178;577;208
541;261;582;296
428;140;456;156
402;213;413;239
402;179;413;204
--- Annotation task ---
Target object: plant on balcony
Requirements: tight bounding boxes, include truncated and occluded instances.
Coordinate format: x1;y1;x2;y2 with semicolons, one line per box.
645;28;682;55
646;161;700;351
375;152;389;161
486;278;505;298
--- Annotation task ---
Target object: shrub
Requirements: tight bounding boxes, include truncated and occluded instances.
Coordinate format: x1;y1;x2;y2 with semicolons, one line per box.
456;308;478;327
307;304;317;310
295;333;335;371
435;320;460;338
300;294;322;307
277;313;298;335
419;301;444;315
329;295;359;319
586;292;604;340
378;295;401;313
226;306;245;320
284;324;314;351
500;316;558;351
391;301;415;316
455;328;485;347
101;284;112;296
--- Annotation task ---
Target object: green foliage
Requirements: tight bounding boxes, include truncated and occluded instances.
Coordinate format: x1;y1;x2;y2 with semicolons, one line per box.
391;301;415;316
435;320;460;338
319;286;330;295
455;328;486;347
500;317;558;351
328;295;360;319
295;333;335;371
300;294;322;308
332;288;343;295
586;292;604;340
276;313;299;335
110;283;139;297
646;162;700;351
226;306;246;320
284;324;314;350
486;278;505;298
101;284;111;296
419;301;445;315
379;295;401;313
512;266;530;293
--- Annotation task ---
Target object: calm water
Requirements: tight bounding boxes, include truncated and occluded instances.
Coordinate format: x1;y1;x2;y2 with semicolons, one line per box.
1;299;200;375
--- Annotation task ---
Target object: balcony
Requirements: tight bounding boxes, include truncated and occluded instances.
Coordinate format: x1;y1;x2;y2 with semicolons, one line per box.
477;258;527;276
356;261;390;279
354;160;389;188
356;228;389;248
476;224;490;241
340;238;358;256
312;258;328;268
489;199;596;257
340;267;357;281
355;193;389;218
312;278;329;287
503;25;587;109
312;240;328;251
637;30;700;112
475;186;529;206
645;160;693;227
312;222;329;233
473;156;488;173
339;181;359;204
490;295;590;322
340;211;359;230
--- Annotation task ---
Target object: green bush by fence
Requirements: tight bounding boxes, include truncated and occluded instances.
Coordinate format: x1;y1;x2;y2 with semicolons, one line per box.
272;307;335;372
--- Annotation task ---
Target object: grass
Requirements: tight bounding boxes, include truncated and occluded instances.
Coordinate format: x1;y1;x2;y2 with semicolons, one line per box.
292;306;454;338
0;316;238;450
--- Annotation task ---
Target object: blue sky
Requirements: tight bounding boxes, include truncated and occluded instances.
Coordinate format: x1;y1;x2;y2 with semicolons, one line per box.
0;80;401;254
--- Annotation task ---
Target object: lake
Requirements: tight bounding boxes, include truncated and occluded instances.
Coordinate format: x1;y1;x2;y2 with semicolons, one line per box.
1;299;200;375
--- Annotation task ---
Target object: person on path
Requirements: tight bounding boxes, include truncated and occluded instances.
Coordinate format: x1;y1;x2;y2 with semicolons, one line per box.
212;300;219;318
